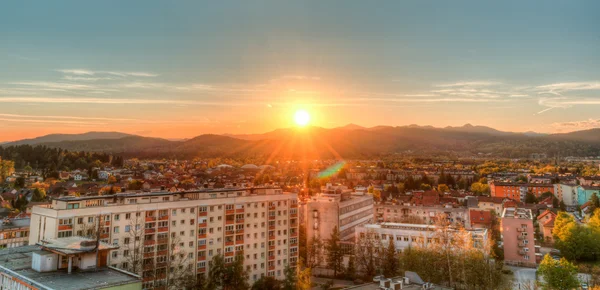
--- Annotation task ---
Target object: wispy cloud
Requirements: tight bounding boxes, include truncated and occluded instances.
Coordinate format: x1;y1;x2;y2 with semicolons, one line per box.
535;81;600;93
551;118;600;132
56;69;158;77
435;81;502;87
534;107;555;115
0;113;137;122
62;75;112;82
8;81;96;90
0;117;106;126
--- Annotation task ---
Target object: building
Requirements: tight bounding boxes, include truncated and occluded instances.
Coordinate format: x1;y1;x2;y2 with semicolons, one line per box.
306;192;373;242
0;217;30;249
537;210;557;244
576;185;600;206
501;207;536;267
29;187;298;288
475;196;506;216
490;182;554;202
355;222;489;252
0;237;141;290
555;183;578;207
375;204;470;228
469;209;493;229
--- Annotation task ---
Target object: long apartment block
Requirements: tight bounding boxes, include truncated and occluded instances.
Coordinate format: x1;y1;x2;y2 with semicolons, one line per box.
29;187;299;289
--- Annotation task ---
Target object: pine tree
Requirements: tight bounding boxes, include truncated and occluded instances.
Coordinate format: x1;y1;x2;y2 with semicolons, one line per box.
325;227;344;277
382;238;398;277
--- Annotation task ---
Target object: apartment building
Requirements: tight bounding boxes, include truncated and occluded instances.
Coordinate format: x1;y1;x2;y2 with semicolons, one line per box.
306;192;373;242
355;222;489;252
554;183;578;207
29;187;298;289
501;207;536;268
490;182;554;202
375;204;470;228
0;217;30;248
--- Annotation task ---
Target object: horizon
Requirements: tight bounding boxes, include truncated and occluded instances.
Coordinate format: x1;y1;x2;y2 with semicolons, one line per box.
2;1;600;142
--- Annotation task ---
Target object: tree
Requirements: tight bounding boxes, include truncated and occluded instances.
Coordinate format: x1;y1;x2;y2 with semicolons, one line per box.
345;255;356;280
355;230;382;278
0;158;15;184
538;255;579;290
107;175;117;184
31;188;46;202
590;193;600;214
15;176;25;188
282;264;296;290
207;254;249;290
437;184;450;193
525;192;538;204
307;236;323;268
470;182;490;195
296;259;312;290
252;276;281;290
382;238;398;277
123;213;145;275
325;227;344;277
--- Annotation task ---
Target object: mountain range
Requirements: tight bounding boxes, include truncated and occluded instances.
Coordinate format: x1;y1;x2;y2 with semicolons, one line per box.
3;124;600;159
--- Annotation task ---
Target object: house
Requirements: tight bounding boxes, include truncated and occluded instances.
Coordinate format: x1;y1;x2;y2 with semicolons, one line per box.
477;196;506;216
537;209;557;244
98;171;111;180
469;209;493;229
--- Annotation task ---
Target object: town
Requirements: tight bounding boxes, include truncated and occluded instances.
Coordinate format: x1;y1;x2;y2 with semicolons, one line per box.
0;147;598;290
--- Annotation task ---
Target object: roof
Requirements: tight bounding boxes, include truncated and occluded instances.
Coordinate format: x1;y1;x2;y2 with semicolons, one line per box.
543;215;556;228
0;218;30;231
469;209;493;225
537;209;557;221
38;236;118;255
0;245;140;290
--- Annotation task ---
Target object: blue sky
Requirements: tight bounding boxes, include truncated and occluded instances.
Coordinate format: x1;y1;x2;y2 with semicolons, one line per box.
1;1;599;141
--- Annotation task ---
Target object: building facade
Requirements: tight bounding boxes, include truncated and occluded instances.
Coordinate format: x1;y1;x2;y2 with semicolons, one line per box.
29;187;298;289
375;204;470;228
555;183;578;207
305;193;373;242
0;218;30;249
501;208;536;268
490;182;554;202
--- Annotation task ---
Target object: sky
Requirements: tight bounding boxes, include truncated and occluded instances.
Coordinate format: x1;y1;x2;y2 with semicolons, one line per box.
1;1;600;142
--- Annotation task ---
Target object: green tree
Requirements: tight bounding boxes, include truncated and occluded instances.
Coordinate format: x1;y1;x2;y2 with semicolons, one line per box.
31;188;46;202
382;238;399;277
590;193;600;214
282;264;296;290
345;256;356;280
538;254;579;290
525;192;538;204
207;254;249;290
325;226;344;277
252;276;281;290
14;176;25;188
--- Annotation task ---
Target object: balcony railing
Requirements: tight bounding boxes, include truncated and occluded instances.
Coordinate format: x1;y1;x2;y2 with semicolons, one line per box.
226;209;235;215
198;223;207;228
199;211;208;217
145;216;156;222
159;215;169;221
518;242;527;247
145;228;156;234
158;227;168;233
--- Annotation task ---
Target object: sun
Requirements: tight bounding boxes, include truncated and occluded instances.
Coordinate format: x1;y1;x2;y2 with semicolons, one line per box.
294;109;310;127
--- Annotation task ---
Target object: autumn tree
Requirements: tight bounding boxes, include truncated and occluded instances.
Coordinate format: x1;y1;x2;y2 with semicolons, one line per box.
31;188;46;202
538;255;579;290
207;254;249;290
252;276;280;290
382;238;398;277
354;230;382;278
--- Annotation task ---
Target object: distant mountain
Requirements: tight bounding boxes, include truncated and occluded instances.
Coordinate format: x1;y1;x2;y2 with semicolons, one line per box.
7;125;600;159
2;131;134;146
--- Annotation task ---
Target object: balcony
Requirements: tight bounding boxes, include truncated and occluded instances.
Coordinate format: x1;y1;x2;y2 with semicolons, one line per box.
517;228;526;232
291;203;298;208
517;236;525;240
268;255;275;261
518;242;527;247
145;228;156;234
198;233;207;239
145;216;156;222
226;220;234;225
226;209;235;215
105;221;111;226
198;256;206;261
143;263;154;270
269;245;275;250
236;239;244;245
58;225;73;231
269;235;275;241
225;241;234;246
269;204;276;210
144;240;156;246
199;211;208;217
290;213;298;218
157;250;167;256
236;208;244;214
269;216;275;221
269;225;275;230
225;252;234;257
198;223;207;228
144;252;154;258
158;227;168;233
269;265;275;270
290;232;298;237
225;230;235;235
518;250;526;255
156;262;167;268
236;219;244;224
157;238;168;245
198;244;206;250
236;229;244;234
159;215;169;221
197;267;206;273
100;233;109;239
290;242;298;247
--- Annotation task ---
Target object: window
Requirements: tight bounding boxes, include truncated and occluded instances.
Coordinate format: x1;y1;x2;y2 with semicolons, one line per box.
113;226;119;233
125;213;131;220
125;225;131;232
113;239;119;245
114;214;120;221
172;209;177;216
124;238;130;244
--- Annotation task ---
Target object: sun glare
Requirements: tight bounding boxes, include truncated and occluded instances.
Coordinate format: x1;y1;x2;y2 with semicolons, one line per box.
294;110;310;127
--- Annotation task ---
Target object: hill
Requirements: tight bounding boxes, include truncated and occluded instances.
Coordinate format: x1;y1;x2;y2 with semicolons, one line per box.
3;131;134;146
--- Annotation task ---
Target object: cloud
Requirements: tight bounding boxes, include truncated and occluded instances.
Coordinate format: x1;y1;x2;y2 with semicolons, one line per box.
0;117;106;126
551;118;600;132
535;81;600;93
0;113;137;122
0;96;253;106
8;81;95;90
435;81;502;87
56;69;158;77
534;107;555;115
62;75;112;82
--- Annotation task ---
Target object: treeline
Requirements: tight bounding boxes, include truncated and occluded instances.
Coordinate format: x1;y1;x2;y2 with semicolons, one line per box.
0;145;123;175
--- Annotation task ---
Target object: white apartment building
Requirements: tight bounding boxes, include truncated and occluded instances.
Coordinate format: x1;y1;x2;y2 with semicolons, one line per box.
29;187;298;289
306;192;374;242
375;204;470;228
355;222;489;252
554;183;578;207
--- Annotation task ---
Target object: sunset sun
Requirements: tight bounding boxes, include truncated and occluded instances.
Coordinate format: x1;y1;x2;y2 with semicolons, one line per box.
294;109;310;127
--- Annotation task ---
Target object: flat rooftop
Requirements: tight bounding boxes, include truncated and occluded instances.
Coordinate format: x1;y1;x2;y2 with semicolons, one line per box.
502;207;533;219
0;245;140;290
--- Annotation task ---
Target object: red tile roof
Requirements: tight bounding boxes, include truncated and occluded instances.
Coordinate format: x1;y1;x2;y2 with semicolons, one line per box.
469;209;493;226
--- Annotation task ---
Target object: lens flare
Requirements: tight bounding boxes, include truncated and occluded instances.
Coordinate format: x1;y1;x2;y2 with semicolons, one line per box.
317;161;346;179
